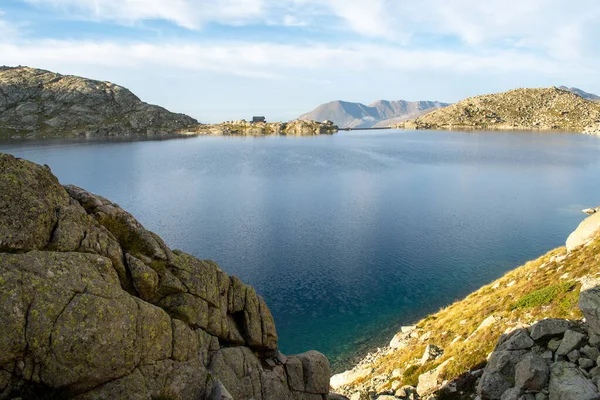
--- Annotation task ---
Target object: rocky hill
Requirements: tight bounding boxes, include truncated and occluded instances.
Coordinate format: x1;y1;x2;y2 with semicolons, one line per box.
299;100;449;129
191;119;338;136
332;209;600;399
0;66;198;139
395;87;600;134
0;153;334;399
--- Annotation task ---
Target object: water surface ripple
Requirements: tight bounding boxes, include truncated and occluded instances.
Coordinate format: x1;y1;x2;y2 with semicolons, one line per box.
2;129;600;370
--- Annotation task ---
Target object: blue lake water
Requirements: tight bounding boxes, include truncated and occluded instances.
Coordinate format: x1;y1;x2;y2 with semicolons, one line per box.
2;129;600;370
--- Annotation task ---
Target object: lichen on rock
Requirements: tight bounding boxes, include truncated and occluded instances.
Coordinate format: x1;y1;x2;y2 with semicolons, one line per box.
0;153;332;399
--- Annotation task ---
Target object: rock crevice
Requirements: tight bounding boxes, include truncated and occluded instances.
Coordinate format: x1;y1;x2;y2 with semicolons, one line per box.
0;153;331;399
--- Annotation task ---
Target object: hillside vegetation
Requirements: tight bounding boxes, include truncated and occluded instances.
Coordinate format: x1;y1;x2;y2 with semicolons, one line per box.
395;87;600;134
334;215;600;399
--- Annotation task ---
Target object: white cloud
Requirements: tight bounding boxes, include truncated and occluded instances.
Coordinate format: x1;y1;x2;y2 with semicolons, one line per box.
0;10;23;40
0;38;586;79
281;15;307;27
20;0;600;66
325;0;391;38
23;0;265;29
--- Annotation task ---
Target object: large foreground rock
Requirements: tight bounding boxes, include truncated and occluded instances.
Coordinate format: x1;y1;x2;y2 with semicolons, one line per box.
0;66;198;139
566;212;600;252
580;278;600;336
548;362;599;400
0;153;330;399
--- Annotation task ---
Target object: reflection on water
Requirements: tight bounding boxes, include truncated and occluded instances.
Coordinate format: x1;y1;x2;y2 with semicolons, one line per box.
2;129;600;370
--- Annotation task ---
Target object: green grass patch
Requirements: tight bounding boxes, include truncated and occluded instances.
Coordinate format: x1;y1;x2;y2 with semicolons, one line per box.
512;281;577;310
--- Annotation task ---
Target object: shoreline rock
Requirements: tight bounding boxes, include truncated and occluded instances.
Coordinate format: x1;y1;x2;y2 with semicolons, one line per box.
0;153;332;399
191;119;338;136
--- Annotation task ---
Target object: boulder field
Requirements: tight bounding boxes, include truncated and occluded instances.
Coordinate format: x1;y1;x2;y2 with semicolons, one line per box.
0;153;331;399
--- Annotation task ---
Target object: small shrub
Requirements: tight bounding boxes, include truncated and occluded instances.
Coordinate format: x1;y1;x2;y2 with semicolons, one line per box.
512;281;577;310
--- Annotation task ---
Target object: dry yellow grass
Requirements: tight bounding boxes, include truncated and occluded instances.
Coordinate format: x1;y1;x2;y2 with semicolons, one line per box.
346;235;600;392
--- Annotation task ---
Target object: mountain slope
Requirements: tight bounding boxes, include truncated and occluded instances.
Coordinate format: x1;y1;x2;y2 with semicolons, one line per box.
559;86;600;101
333;210;600;399
299;99;450;128
0;66;198;139
396;87;600;133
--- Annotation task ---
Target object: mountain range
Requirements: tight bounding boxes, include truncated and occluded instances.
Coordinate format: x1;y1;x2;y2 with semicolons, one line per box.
299;86;600;130
298;99;451;129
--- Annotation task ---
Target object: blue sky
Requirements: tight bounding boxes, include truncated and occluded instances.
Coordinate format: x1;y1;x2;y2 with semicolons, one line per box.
1;0;599;122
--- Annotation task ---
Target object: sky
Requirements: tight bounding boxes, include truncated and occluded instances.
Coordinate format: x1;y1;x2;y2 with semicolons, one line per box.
1;0;600;122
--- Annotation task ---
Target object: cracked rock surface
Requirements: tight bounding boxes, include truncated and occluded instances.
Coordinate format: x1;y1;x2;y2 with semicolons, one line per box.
0;153;331;399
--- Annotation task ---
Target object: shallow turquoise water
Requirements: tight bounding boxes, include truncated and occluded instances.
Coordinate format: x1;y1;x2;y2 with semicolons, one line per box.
2;129;600;370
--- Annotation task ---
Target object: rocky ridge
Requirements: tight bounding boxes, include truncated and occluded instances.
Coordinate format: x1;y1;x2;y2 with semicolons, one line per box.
394;87;600;134
0;66;198;139
0;153;333;399
331;209;600;399
559;87;600;102
191;119;338;136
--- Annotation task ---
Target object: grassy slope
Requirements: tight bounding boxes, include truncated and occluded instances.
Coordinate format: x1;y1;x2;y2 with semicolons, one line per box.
344;234;600;394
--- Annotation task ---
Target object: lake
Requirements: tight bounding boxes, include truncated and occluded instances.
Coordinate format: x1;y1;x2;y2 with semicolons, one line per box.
2;129;600;370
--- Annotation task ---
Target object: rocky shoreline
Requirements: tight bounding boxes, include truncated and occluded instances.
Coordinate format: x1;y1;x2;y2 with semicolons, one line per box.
331;209;600;399
190;119;338;136
2;152;600;399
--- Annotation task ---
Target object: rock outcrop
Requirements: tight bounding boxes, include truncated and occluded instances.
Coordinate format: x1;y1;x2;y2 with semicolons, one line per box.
0;66;198;139
566;212;600;252
0;153;331;399
394;87;600;134
191;119;338;136
475;278;600;400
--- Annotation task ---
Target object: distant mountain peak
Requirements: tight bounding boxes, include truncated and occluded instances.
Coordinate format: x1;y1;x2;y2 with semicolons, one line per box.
298;99;451;129
558;86;600;101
